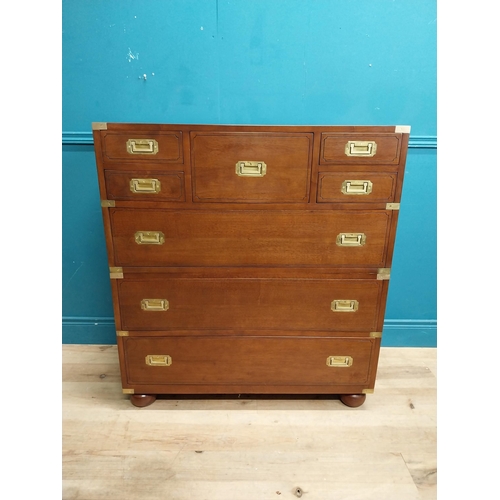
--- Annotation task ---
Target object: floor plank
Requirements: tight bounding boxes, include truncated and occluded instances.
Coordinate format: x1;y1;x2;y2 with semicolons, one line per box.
62;345;436;500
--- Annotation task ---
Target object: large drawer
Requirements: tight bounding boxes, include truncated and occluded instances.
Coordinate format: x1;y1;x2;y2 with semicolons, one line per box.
109;208;391;267
116;277;385;332
191;132;313;202
122;336;377;387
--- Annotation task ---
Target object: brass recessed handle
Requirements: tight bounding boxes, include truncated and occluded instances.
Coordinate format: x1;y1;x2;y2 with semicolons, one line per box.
145;354;172;366
141;299;169;311
326;356;353;368
135;231;165;245
235;161;267;177
341;180;373;195
345;141;377;157
126;139;159;155
130;178;161;193
336;233;366;246
331;300;359;312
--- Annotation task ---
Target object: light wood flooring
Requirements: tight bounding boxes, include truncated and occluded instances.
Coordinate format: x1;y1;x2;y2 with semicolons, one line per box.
62;345;436;500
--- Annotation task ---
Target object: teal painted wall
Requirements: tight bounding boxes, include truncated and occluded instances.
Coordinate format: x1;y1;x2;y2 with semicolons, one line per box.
62;0;436;346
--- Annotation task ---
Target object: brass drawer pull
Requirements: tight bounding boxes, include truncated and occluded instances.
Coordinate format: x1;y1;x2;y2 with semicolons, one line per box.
341;180;373;195
345;141;377;157
331;300;359;312
326;356;353;368
336;233;366;246
135;231;165;245
235;161;267;177
130;178;161;193
126;139;159;155
141;299;169;311
145;354;172;366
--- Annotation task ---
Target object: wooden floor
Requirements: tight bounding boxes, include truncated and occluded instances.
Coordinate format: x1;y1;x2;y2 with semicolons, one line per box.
62;345;436;500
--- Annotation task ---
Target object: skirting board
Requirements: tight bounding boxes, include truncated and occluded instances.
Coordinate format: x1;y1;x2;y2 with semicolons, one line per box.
62;317;437;347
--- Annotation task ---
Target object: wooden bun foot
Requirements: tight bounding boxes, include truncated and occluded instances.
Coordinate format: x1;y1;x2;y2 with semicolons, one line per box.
130;394;157;407
340;394;366;408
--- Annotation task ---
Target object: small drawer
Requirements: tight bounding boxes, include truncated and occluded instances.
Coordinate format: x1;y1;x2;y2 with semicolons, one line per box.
317;172;397;203
191;132;313;202
104;171;185;201
122;336;376;387
116;277;384;332
101;131;183;163
320;133;403;165
109;208;391;267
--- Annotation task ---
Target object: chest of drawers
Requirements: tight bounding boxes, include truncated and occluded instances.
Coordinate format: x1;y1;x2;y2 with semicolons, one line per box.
92;123;409;407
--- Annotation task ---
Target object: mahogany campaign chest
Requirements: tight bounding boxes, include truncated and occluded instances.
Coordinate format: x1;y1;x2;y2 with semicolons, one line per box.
92;123;409;407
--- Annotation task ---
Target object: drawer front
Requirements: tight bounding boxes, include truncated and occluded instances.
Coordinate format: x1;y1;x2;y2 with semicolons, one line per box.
191;132;312;202
104;171;185;201
117;278;383;331
317;172;397;203
109;209;391;267
122;336;376;386
320;133;402;165
101;131;183;163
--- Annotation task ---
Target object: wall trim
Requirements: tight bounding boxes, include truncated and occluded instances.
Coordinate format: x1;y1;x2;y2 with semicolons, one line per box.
62;132;95;145
381;319;437;347
407;136;437;149
61;131;437;149
63;316;115;326
62;316;116;345
62;316;437;346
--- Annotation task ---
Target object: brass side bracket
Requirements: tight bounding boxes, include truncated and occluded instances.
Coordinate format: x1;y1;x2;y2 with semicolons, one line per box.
377;268;391;280
386;203;400;210
122;388;134;394
362;388;374;394
116;331;129;337
92;122;108;130
110;267;123;279
101;200;116;208
370;332;382;338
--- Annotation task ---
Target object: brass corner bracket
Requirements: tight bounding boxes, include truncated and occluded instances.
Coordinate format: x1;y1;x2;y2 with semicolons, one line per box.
395;125;411;133
122;388;134;394
101;200;116;208
92;122;108;130
116;331;129;337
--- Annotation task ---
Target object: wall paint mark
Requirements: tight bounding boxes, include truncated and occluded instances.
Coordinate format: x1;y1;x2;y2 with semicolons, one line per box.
65;261;84;288
127;48;139;62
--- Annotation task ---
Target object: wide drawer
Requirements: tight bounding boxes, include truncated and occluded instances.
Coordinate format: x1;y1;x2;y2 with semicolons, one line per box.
320;133;403;165
117;277;384;332
109;209;391;267
101;130;183;163
104;171;185;201
122;336;376;386
317;172;398;203
191;132;312;202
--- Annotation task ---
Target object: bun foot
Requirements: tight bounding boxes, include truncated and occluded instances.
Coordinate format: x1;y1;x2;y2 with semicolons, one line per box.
340;394;366;408
130;394;157;407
